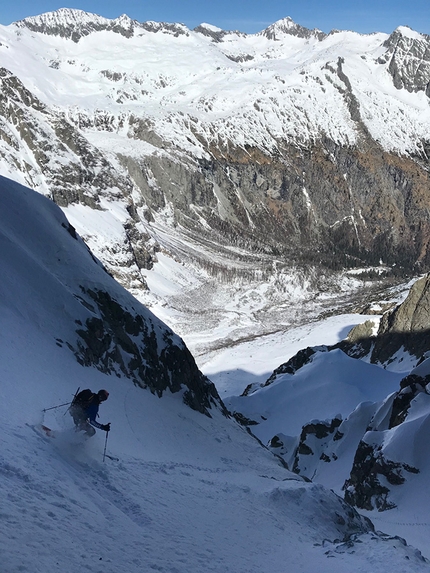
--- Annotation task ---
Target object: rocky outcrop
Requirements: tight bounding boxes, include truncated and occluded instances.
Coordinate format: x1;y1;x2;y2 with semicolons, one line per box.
389;374;430;427
72;287;225;416
341;273;430;367
337;320;376;359
292;417;343;475
380;28;430;95
371;274;430;365
343;441;419;511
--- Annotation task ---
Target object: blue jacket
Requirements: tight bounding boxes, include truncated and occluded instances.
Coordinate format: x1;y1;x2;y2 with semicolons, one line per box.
84;400;104;429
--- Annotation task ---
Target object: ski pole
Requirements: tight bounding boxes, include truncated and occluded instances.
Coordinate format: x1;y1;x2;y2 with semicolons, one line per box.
64;387;80;416
103;430;109;463
43;401;71;412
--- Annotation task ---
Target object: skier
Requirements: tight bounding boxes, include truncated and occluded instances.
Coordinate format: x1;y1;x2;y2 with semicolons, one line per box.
70;389;111;437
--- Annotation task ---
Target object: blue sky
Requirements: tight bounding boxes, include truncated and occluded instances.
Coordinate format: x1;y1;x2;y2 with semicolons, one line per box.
0;0;429;35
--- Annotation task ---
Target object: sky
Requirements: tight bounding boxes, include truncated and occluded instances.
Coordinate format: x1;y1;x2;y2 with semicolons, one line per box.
0;0;429;35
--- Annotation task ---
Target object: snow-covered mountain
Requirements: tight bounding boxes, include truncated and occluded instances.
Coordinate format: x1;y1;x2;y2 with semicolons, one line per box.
0;8;430;357
3;174;429;571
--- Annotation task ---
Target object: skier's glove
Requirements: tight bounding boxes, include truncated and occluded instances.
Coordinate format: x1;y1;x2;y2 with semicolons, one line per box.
101;423;111;432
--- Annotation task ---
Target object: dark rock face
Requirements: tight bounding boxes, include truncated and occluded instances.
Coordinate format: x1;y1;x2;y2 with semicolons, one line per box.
193;25;246;43
73;288;225;416
343;441;419;511
371;274;430;365
292;417;343;474
338;272;430;367
150;139;430;273
389;374;430;428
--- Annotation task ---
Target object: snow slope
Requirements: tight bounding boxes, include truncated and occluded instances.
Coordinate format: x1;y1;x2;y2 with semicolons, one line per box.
223;328;430;560
226;348;404;440
1;176;428;571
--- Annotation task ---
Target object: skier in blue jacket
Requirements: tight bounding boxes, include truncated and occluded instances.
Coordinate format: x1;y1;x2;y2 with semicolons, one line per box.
70;389;111;437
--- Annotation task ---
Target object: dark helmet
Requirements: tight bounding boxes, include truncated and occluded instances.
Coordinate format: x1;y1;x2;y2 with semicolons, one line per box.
97;389;109;401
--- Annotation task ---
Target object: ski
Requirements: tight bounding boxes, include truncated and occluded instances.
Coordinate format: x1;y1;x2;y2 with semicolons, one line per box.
27;423;56;439
104;453;119;461
40;424;55;437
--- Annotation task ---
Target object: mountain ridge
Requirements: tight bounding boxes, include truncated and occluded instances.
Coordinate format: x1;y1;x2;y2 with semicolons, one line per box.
15;8;190;41
14;8;430;42
13;9;341;41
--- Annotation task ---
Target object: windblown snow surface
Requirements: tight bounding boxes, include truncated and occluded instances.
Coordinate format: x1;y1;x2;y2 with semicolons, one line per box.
1;176;429;572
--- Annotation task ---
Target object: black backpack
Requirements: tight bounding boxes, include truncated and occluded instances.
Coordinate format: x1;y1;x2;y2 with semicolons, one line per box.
72;389;95;410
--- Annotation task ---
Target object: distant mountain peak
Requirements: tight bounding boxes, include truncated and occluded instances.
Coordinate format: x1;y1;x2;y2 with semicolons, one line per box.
394;25;428;40
15;8;190;42
198;22;223;33
16;8;125;41
381;26;430;94
18;8;109;28
384;25;430;47
193;22;246;42
259;16;326;41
